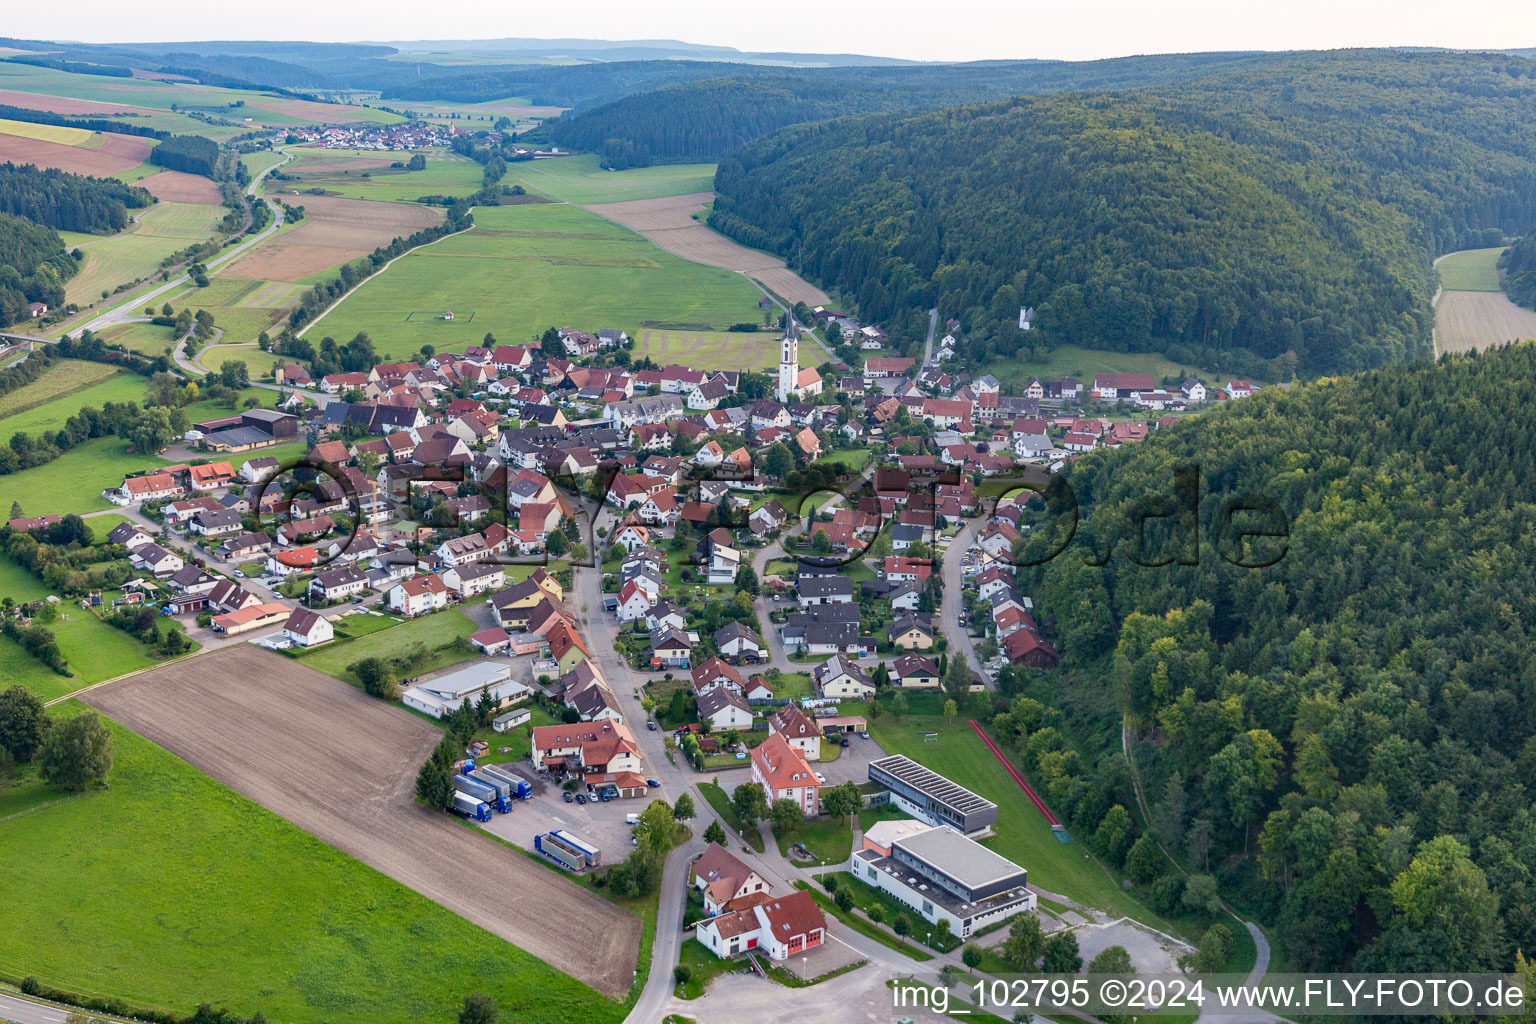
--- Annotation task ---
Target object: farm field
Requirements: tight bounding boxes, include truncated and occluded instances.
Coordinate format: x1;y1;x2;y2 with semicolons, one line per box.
138;169;223;204
65;201;226;305
866;711;1174;928
274;148;484;202
0;126;152;176
1436;246;1505;291
0;702;627;1024
0;436;165;515
506;155;716;204
223;193;444;282
239;149;287;179
0;115;94;144
0;359;137;425
976;343;1210;391
1435;289;1536;354
310;201;763;358
631;329;810;371
0;61;403;127
82;645;642;998
101;321;179;357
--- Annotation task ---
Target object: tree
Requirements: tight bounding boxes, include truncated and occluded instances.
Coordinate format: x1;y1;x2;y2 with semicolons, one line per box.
822;780;861;820
893;914;911;942
1041;931;1082;973
771;797;804;831
1088;945;1134;974
1194;923;1233;974
545;529;570;557
1003;912;1045;970
8;500;21;520
962;944;984;970
1124;834;1163;884
1094;805;1134;865
635;798;677;857
732;781;769;826
127;407;180;454
457;992;497;1024
415;760;452;810
1183;874;1223;917
835;887;855;912
0;685;48;763
890;692;909;719
218;360;250;388
942;699;959;727
37;710;113;790
867;904;884;924
944;651;972;699
1383;835;1500;970
734;563;759;596
673;791;696;821
703;820;726;845
673;964;691;985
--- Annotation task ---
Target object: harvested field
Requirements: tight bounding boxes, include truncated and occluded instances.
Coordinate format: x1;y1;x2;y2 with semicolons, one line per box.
0;129;150;175
223;194;442;281
1436;289;1536;354
83;645;640;998
0;88;156;115
584;192;831;305
138;169;223;204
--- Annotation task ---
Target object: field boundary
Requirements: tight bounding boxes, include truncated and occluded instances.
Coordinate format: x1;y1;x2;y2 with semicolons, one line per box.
296;220;475;339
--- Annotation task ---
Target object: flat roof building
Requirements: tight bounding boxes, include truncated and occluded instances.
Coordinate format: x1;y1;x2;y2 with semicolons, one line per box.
402;662;531;719
867;753;998;835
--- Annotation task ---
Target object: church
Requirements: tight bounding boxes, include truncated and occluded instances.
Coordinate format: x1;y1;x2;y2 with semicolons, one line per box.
775;323;823;403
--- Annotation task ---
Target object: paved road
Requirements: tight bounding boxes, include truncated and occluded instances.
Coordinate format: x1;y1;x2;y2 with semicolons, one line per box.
921;306;939;364
0;990;120;1024
72;150;293;338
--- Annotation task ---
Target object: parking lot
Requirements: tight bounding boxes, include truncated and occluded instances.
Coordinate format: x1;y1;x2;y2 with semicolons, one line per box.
478;760;655;868
813;729;886;786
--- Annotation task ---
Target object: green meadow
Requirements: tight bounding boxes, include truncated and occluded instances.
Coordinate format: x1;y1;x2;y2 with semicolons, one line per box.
1436;246;1506;292
308;201;762;359
975;343;1216;391
0;437;163;514
503;155;716;204
0;362;145;435
0;598;165;701
277;149;485;203
65;202;228;306
0;705;624;1024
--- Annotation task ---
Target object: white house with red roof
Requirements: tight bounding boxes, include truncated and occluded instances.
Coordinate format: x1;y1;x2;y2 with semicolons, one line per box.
386;573;449;617
750;732;822;816
767;705;822;762
695;889;827;962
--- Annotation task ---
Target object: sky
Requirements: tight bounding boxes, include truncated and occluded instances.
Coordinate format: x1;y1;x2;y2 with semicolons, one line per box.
15;0;1536;63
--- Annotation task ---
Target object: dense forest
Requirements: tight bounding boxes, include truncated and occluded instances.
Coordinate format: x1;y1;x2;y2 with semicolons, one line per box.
711;50;1536;375
1498;234;1536;309
1007;341;1536;973
0;163;152;233
148;135;219;178
0;212;78;324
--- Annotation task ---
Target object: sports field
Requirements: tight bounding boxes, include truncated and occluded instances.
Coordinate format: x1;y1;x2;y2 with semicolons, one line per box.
310;201;764;359
0;702;627;1024
505;155;717;204
66;201;227;305
0;359;137;425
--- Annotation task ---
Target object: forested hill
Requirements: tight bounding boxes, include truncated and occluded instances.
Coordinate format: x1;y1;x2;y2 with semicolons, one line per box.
1014;340;1536;973
544;52;1278;164
1499;233;1536;309
0;163;152;233
710;49;1536;375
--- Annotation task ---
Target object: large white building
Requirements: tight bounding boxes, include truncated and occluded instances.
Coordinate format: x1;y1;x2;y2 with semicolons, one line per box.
402;663;532;719
849;819;1036;938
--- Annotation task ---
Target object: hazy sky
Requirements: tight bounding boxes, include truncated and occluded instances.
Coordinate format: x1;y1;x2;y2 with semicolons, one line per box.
17;0;1536;62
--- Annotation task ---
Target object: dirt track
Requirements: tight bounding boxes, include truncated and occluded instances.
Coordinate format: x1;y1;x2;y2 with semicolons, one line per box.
1436;289;1536;353
583;192;830;305
224;194;441;281
0;131;150;176
83;645;640;998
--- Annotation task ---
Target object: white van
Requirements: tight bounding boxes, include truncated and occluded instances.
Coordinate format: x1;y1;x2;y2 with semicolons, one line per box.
625;813;641;826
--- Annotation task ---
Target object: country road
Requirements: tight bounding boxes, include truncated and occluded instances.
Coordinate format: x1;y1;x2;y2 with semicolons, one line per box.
921;306;939;364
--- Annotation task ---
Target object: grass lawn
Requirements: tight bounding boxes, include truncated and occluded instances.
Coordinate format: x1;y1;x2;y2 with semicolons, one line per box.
472;703;559;763
0;703;622;1024
294;608;480;684
0;359;136;425
309;201;763;360
629;329;806;372
767;671;812;701
65;201;227;306
975;344;1211;393
0;436;168;514
818;737;842;762
818;448;873;473
795;882;932;962
697;781;765;853
774;816;853;866
866;712;1173;929
1437;246;1506;292
673;938;743;999
505;155;716;205
821;871;961;952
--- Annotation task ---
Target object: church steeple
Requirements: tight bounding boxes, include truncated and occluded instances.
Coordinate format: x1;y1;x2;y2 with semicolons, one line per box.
776;320;800;403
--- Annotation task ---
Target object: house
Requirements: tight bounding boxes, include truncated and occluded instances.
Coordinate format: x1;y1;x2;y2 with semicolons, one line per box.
530;721;642;775
797;576;855;606
1180;379;1207;402
443;561;506;598
713;622;762;662
470;626;512;656
129;543;183;577
749;500;788;537
696;889;827;962
283;607;334;648
1227;380;1256;399
614;578;657;622
547;619;592;673
691;843;771;915
813;654;876;700
887;613;935;651
892;654;942;689
650;627;693;670
883;557;933;583
386;574;449;617
702;527;741;585
106;522;154;550
767;705;823;762
403;663;533;720
691;656;745;697
697;687;754;731
189;508;243;537
187;461;237;492
309;565;369;604
1092;373;1157;402
117;472;184;504
750;732;822;816
1004;628;1062;668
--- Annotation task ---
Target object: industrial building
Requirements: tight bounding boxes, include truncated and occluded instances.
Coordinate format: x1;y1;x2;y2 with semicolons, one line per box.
401;662;532;719
867;754;998;835
849;819;1035;938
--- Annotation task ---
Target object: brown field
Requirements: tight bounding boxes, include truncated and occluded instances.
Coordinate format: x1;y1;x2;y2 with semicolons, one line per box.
585;191;831;305
0;89;157;115
1435;289;1536;354
0;130;150;175
83;645;640;998
224;194;442;281
138;169;223;204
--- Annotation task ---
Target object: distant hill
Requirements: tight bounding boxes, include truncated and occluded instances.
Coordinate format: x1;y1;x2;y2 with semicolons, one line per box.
707;49;1536;376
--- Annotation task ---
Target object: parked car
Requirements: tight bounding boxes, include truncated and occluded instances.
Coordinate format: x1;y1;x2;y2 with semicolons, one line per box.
562;790;574;803
645;778;661;788
646;721;657;730
840;735;850;747
575;793;587;804
814;772;826;784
